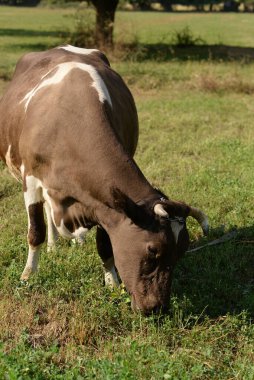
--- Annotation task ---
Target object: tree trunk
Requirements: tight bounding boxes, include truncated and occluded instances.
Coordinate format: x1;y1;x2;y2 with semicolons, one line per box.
90;0;119;48
161;0;172;11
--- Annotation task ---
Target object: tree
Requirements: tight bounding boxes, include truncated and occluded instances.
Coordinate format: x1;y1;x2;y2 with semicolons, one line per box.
160;0;172;11
130;0;152;10
90;0;119;48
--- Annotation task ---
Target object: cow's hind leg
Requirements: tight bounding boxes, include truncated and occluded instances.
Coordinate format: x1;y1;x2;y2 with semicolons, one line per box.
21;176;46;280
96;226;119;287
44;200;58;252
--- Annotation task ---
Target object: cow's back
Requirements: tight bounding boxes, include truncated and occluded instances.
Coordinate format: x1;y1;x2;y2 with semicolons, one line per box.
0;46;138;171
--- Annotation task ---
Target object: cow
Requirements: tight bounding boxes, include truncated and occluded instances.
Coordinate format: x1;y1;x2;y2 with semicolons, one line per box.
0;45;208;314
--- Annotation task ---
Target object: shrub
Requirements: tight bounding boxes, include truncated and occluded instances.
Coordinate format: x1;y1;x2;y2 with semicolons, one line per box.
66;8;96;48
171;26;205;47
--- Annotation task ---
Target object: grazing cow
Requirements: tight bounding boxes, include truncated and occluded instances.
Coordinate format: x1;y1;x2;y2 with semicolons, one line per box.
0;45;208;314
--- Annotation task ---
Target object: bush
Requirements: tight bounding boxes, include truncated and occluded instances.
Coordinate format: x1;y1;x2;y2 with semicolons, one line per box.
171;26;205;47
66;8;96;48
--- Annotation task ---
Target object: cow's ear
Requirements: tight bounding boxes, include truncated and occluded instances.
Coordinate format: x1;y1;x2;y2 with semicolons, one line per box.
111;188;144;225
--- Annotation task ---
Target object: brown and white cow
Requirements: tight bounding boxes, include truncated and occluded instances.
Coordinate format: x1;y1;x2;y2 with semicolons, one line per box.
0;45;208;314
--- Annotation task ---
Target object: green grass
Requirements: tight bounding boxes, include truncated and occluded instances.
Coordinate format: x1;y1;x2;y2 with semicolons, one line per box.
0;6;254;379
116;11;254;47
0;6;73;75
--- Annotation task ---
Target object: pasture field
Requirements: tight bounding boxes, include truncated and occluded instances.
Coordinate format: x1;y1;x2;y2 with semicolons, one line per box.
0;6;254;379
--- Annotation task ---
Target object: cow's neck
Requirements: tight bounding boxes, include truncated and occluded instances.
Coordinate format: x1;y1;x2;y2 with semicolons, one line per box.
52;133;157;207
88;132;156;203
101;154;155;203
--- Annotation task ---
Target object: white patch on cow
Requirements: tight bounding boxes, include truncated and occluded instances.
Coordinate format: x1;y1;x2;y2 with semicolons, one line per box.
21;168;90;248
58;220;88;241
44;201;59;251
22;169;57;249
103;257;119;288
20;245;41;280
171;221;184;244
5;145;22;182
57;219;73;239
73;226;88;241
41;187;54;211
21;172;44;280
20;163;25;178
104;266;119;288
71;226;88;245
41;187;88;243
21;61;112;111
24;174;43;207
58;45;99;55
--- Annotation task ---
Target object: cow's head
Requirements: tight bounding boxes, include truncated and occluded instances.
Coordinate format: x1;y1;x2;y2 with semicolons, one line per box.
109;190;208;315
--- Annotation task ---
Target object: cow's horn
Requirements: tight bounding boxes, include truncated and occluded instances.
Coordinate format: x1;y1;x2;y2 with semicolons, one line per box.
189;206;209;235
154;204;168;218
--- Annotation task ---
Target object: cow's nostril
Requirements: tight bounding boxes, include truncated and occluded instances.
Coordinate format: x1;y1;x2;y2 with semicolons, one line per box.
131;293;169;315
144;304;168;315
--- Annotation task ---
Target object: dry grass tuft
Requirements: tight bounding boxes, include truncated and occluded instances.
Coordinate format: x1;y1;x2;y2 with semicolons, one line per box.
191;73;254;94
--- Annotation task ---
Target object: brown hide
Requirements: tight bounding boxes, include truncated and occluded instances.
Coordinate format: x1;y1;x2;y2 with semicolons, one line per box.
0;46;201;314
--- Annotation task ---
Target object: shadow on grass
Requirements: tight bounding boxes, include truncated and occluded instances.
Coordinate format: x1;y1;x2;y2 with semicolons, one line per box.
2;24;254;63
173;225;254;319
0;28;63;38
0;28;68;53
122;43;254;62
9;43;59;52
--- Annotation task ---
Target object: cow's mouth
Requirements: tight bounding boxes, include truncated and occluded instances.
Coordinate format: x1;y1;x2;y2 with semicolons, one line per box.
130;293;168;315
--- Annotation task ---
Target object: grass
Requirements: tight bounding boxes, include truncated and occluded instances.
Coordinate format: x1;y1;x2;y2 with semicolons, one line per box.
0;6;254;379
115;11;254;47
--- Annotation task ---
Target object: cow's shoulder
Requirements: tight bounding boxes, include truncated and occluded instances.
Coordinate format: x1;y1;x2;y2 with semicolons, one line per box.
13;45;110;80
13;50;53;78
55;45;111;67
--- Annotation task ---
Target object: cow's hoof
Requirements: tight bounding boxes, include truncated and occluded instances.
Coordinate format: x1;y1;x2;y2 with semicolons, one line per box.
19;279;29;287
20;267;33;281
47;244;56;253
104;270;120;288
71;237;85;246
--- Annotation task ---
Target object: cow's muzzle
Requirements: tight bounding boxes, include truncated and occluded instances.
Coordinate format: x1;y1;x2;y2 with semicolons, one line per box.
131;294;168;315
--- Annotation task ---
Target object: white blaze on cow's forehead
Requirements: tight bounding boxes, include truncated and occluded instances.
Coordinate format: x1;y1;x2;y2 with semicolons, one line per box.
21;61;112;111
171;220;184;244
5;145;22;182
57;45;99;55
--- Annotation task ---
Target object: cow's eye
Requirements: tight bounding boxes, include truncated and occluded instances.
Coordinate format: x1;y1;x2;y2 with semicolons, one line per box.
147;245;158;258
142;246;159;275
142;258;157;275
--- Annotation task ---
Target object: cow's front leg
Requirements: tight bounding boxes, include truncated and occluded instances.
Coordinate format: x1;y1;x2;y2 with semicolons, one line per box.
96;226;119;288
21;177;46;280
44;200;58;252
